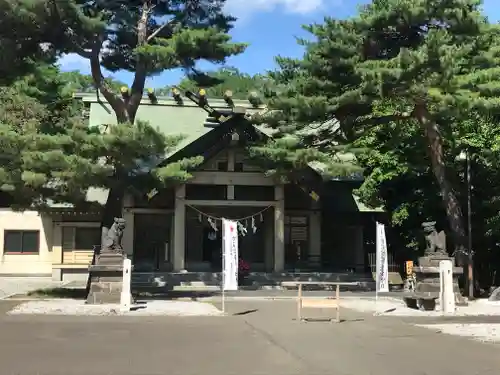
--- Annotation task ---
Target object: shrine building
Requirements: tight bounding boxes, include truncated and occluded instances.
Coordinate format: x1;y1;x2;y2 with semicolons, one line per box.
0;91;390;286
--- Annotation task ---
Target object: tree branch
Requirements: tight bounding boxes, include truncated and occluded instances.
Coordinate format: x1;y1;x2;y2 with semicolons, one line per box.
349;111;413;138
89;41;127;122
354;112;413;127
147;19;177;42
128;0;150;121
73;41;92;59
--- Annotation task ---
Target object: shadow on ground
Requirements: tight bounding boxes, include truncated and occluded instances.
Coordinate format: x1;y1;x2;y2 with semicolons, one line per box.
298;318;365;323
232;309;258;316
26;288;87;299
18;287;221;301
134;290;221;301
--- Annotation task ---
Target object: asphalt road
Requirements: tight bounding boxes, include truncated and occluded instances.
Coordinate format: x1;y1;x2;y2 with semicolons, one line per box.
0;300;498;375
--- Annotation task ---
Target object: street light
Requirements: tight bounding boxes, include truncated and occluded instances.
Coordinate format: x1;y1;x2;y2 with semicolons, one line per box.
458;150;473;298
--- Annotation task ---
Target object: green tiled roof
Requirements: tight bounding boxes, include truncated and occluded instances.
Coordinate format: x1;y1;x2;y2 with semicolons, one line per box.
76;92;268;155
73;93;270;207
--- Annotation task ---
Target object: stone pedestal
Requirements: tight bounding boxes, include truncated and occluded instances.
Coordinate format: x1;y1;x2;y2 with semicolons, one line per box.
404;256;466;310
86;253;132;305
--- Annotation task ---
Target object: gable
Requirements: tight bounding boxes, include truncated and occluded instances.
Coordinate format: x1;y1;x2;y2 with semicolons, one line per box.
200;148;263;173
75;93;370;209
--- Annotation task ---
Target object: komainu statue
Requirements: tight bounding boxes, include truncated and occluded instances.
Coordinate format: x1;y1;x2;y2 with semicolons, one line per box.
422;221;447;257
101;217;126;255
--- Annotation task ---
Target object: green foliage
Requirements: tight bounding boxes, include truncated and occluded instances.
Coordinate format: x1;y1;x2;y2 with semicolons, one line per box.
59;71;126;94
0;64;106;207
4;1;247;228
159;67;272;99
0;0;248;218
264;0;500;265
0;64;203;209
0;0;58;83
45;0;246;78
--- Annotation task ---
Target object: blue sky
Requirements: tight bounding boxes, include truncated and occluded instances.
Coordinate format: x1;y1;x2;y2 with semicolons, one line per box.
58;0;500;88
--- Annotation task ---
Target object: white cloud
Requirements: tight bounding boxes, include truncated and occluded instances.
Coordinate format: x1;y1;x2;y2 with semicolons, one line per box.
224;0;330;20
58;53;90;74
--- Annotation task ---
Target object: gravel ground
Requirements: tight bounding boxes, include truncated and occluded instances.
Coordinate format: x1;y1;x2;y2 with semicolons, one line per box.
342;298;500;343
341;297;500;317
8;299;223;316
417;323;500;343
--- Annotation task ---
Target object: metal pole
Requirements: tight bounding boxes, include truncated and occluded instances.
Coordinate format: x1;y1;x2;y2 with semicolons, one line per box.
466;151;473;299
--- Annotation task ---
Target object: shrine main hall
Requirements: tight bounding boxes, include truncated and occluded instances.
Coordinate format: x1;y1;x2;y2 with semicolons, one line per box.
0;91;385;285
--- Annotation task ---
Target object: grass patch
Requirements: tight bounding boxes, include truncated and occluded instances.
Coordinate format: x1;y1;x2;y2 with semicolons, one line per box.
26;287;87;299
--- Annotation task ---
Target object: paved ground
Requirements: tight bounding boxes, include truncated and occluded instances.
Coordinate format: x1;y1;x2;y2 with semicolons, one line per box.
0;299;499;375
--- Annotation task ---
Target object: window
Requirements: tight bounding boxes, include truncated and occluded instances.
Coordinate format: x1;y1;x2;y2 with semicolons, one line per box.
75;227;101;250
217;161;228;171
3;230;40;254
62;226;101;251
234;162;244;172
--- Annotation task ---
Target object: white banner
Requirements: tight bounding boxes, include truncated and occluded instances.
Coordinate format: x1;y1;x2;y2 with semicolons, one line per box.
222;219;239;291
376;222;389;293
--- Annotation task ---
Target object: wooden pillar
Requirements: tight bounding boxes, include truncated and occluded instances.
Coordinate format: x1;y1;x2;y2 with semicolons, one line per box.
353;226;364;272
309;211;321;268
274;185;285;272
264;210;274;271
122;209;134;258
173;185;186;271
227;149;235;200
51;223;63;281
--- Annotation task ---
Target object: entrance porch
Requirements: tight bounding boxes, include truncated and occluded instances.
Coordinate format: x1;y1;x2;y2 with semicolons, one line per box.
131;185;316;273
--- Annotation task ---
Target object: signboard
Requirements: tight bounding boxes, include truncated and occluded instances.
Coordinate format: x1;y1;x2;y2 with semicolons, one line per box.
375;222;389;293
222;219;239;291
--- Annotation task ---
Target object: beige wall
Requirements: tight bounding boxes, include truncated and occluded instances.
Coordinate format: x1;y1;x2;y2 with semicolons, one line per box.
0;210;53;275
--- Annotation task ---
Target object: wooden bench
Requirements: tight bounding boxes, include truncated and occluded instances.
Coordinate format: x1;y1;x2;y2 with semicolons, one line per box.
285;281;360;323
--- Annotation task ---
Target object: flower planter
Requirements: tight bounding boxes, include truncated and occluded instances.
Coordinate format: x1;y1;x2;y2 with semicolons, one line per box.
238;259;250;286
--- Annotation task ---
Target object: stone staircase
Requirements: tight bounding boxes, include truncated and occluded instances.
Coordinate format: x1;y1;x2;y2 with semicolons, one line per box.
131;271;376;292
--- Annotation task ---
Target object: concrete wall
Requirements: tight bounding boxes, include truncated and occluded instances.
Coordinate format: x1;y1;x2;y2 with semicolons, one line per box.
0;210;53;276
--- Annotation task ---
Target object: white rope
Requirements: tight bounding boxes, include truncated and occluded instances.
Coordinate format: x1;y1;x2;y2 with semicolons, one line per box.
186;204;272;222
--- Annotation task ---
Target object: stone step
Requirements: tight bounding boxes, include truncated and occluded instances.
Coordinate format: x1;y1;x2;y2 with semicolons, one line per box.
86;291;121;304
130;276;377;291
131;272;375;281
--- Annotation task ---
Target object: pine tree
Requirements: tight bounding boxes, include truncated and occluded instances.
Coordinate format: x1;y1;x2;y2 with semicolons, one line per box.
160;67;271;99
0;0;57;83
60;71;126;94
0;64;109;208
263;0;500;261
24;1;246;243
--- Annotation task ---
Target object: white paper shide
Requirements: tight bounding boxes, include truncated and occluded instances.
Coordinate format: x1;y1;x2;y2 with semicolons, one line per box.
376;222;389;293
222;219;239;291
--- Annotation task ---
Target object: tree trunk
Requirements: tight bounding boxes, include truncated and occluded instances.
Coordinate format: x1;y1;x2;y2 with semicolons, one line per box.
414;104;467;265
89;1;151;254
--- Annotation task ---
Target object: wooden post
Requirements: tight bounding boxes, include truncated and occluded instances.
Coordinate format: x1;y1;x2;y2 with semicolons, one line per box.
297;283;302;321
439;260;455;314
120;258;132;312
335;284;340;323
